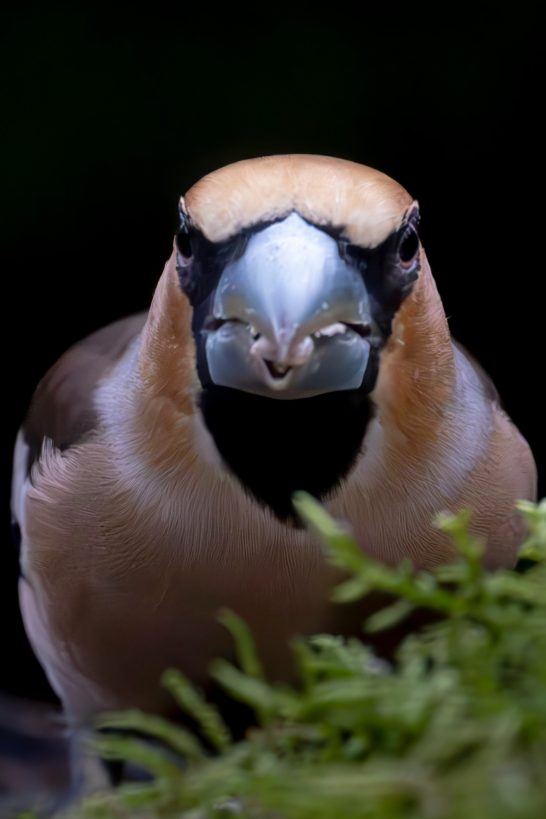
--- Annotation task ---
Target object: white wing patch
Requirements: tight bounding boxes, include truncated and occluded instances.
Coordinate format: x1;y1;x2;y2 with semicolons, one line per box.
11;430;31;531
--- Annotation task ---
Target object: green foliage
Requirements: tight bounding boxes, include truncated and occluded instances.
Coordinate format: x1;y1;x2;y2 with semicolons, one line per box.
62;499;546;819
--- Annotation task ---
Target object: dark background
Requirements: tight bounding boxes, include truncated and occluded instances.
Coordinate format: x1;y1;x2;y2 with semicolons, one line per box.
1;3;543;702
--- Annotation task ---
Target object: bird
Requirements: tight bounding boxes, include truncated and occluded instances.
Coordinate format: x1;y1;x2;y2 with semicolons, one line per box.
11;154;536;734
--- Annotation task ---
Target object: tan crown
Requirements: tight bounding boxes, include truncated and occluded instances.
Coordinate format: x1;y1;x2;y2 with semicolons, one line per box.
183;154;414;248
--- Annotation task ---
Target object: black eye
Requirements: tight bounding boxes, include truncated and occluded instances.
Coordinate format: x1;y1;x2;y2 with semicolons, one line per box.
176;229;192;260
399;228;419;269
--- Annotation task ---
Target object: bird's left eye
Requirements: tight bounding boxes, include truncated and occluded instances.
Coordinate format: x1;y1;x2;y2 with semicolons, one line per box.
398;228;420;271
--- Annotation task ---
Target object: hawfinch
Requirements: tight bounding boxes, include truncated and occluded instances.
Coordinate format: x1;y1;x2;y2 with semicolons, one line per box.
11;155;536;729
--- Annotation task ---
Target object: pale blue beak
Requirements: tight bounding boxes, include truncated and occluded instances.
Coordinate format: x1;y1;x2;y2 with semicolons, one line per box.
205;213;373;399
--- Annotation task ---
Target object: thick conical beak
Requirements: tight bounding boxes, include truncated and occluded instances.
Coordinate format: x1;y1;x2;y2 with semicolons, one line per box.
205;213;373;399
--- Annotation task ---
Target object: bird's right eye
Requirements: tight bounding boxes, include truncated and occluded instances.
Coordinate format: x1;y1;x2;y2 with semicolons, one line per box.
176;230;193;262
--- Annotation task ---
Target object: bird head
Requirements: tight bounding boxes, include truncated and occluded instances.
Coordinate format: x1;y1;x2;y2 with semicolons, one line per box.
177;155;421;402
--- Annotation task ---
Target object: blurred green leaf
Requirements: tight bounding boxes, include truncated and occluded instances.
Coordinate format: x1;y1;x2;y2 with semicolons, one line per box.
161;669;231;752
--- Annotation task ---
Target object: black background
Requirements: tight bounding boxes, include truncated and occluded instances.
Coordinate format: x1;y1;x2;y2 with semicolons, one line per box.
1;3;543;701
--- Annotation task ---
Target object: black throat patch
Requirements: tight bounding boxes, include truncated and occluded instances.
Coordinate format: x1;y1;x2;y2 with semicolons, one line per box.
198;366;377;521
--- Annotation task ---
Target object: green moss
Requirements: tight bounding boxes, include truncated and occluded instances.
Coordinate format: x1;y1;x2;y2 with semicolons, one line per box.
60;499;546;819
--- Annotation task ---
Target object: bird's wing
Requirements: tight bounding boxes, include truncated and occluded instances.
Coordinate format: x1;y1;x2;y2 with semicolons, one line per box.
11;312;147;540
22;313;147;468
453;339;501;405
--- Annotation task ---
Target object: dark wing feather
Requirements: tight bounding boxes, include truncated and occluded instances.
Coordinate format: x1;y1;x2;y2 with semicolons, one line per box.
22;313;147;474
